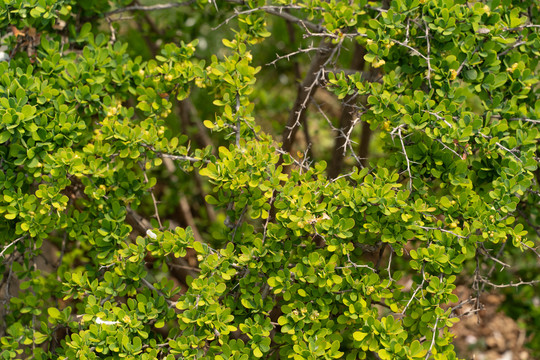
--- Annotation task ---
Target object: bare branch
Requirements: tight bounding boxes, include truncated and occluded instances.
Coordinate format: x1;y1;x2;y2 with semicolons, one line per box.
455;40;483;77
479;277;540;288
261;191;276;244
423;19;432;88
423;110;453;128
417;225;467;239
141;278;176;307
213;5;320;32
336;252;377;273
389;38;427;61
425;316;440;360
391;125;413;190
0;236;25;258
105;0;195;16
141;162;163;229
503;24;540;32
521;241;540;259
266;46;319;66
498;38;526;58
479;133;522;163
506;117;540;124
281;39;336;153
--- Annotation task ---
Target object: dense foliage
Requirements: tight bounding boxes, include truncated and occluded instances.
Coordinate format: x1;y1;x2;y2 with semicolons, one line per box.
0;0;539;359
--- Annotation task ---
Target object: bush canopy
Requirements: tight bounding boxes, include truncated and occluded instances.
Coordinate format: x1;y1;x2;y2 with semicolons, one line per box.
0;0;539;359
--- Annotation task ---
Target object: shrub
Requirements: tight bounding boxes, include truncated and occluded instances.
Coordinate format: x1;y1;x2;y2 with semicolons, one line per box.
0;0;539;359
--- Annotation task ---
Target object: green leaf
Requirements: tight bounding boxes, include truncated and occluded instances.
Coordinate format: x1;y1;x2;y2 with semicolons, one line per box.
0;131;10;143
353;332;368;341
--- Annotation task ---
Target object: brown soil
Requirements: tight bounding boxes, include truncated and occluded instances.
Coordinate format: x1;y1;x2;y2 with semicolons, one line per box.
450;285;530;360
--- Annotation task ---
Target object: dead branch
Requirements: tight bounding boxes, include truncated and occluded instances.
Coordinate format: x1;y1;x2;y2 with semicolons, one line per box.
281;39;336;154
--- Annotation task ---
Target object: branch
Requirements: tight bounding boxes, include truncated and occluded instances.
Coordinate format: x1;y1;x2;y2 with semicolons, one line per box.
104;0;195;16
479;277;540;288
0;236;25;258
424;316;440;360
328;43;366;178
213;5;320;32
478;244;511;268
391;125;413;191
266;46;320;67
422;19;432;88
401;273;426;315
140;162;163;229
521;241;540;259
503;24;540;32
231;204;248;242
140;143;209;163
455;40;483;78
506;117;540;124
261;191;276;245
179;196;205;245
423;110;453;128
281;39;337;154
498;37;526;58
141;278;176;307
417;225;467;239
479;133;522;163
389;38;428;60
335;252;377;273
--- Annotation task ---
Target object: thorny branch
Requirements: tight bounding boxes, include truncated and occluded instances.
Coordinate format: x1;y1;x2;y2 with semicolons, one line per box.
425;316;440;360
281;37;337;153
391;125;413;191
313;99;366;171
401;266;426;315
140;162;163;229
140;143;209;164
422;19;432;88
479;133;522;163
213;5;321;33
0;236;25;258
335;253;377;273
141;278;176;307
417;225;467;239
456;41;483;77
104;0;196;16
478;277;540;288
261;190;276;244
266;46;320;67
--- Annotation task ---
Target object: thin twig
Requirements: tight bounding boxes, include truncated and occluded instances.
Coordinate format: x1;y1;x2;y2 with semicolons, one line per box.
235;92;241;148
455;40;483;77
231;205;248;242
506;117;540;124
478;277;540;288
503;24;540;32
521;241;540;259
0;236;25;258
478;244;511;268
261;191;276;244
498;38;526;58
425;316;440;360
213;5;320;32
423;19;432;88
141;278;176;307
335;253;377;273
266;46;319;66
104;0;196;16
417;225;467;239
401;273;425;315
391;125;413;190
141;164;163;229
